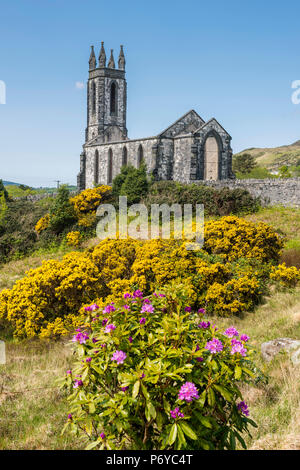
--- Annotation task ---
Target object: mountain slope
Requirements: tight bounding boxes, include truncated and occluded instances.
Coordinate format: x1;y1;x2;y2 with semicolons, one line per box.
235;140;300;170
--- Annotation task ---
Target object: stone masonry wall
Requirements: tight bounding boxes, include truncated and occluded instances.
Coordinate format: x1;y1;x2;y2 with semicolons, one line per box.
193;178;300;207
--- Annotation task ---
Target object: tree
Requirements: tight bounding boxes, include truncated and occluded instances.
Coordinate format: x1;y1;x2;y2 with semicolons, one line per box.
119;161;149;204
49;185;76;233
0;179;9;201
278;165;292;178
233;153;257;175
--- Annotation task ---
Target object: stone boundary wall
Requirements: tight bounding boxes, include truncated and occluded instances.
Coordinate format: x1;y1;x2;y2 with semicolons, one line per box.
192;178;300;207
13;191;77;202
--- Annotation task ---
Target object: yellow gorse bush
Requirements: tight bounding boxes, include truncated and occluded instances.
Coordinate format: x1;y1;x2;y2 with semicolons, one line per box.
203;216;283;262
0;216;284;338
35;213;50;233
70;185;111;227
270;263;300;288
66;231;81;247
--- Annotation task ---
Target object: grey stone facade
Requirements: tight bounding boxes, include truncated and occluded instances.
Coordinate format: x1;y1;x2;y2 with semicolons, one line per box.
77;43;234;190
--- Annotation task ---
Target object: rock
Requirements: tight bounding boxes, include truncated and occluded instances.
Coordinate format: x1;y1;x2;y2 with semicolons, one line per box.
261;338;300;363
0;341;5;365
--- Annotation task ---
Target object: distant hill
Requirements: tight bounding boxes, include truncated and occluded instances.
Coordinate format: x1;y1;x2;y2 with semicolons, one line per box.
3;180;21;186
234;140;300;170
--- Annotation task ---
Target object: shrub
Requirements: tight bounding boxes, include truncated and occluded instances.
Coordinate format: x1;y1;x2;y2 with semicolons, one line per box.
118;163;149;205
270;263;300;288
203;216;284;263
66;231;82;247
144;182;260;216
35;213;50;234
70;185;112;227
49;185;76;233
60;285;260;450
0;198;53;263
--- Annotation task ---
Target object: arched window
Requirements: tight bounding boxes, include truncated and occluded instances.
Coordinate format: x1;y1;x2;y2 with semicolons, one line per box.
108;148;113;184
137;144;143;168
94;150;99;185
91;81;96;114
122;147;128;167
110;82;117;115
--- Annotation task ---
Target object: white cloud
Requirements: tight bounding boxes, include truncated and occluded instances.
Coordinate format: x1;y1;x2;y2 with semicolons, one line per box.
75;81;85;90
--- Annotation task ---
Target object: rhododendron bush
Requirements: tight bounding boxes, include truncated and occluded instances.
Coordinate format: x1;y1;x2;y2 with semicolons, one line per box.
61;285;260;450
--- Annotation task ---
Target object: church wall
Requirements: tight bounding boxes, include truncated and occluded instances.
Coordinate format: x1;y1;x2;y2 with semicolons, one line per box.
85;138;158;187
172;136;194;182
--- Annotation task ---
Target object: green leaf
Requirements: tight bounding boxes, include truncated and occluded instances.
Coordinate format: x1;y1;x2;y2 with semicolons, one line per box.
132;380;140;398
242;367;255;378
88;402;96;414
213;384;232;402
156;411;163;431
198;390;206;407
177;423;187;448
235;365;242;380
229;431;236;450
207;388;216;407
168;423;178;445
234;431;247;449
179;421;197;440
85;440;100;450
140;382;150;400
195;413;212;429
147;401;156;419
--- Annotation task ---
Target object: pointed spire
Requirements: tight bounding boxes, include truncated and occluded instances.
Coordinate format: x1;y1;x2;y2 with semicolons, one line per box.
89;45;96;70
98;41;106;68
108;49;115;69
118;45;125;70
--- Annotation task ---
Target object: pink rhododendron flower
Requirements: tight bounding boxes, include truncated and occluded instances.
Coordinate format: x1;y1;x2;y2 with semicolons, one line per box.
72;332;89;344
240;334;249;342
237;401;249;416
133;289;143;298
178;382;199;402
205;338;223;353
197;321;210;329
230;340;247;357
141;303;154;314
73;379;83;388
170;407;184;419
224;327;239;338
105;323;116;333
139;317;146;325
111;350;127;365
103;303;116;314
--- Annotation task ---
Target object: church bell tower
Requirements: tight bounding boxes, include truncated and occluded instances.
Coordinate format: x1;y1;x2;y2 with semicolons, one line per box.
86;42;127;143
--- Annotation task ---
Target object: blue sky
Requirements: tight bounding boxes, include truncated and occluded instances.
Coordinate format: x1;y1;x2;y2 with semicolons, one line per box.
0;0;300;186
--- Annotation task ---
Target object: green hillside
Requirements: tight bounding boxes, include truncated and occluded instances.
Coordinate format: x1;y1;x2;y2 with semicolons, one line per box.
235;140;300;171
